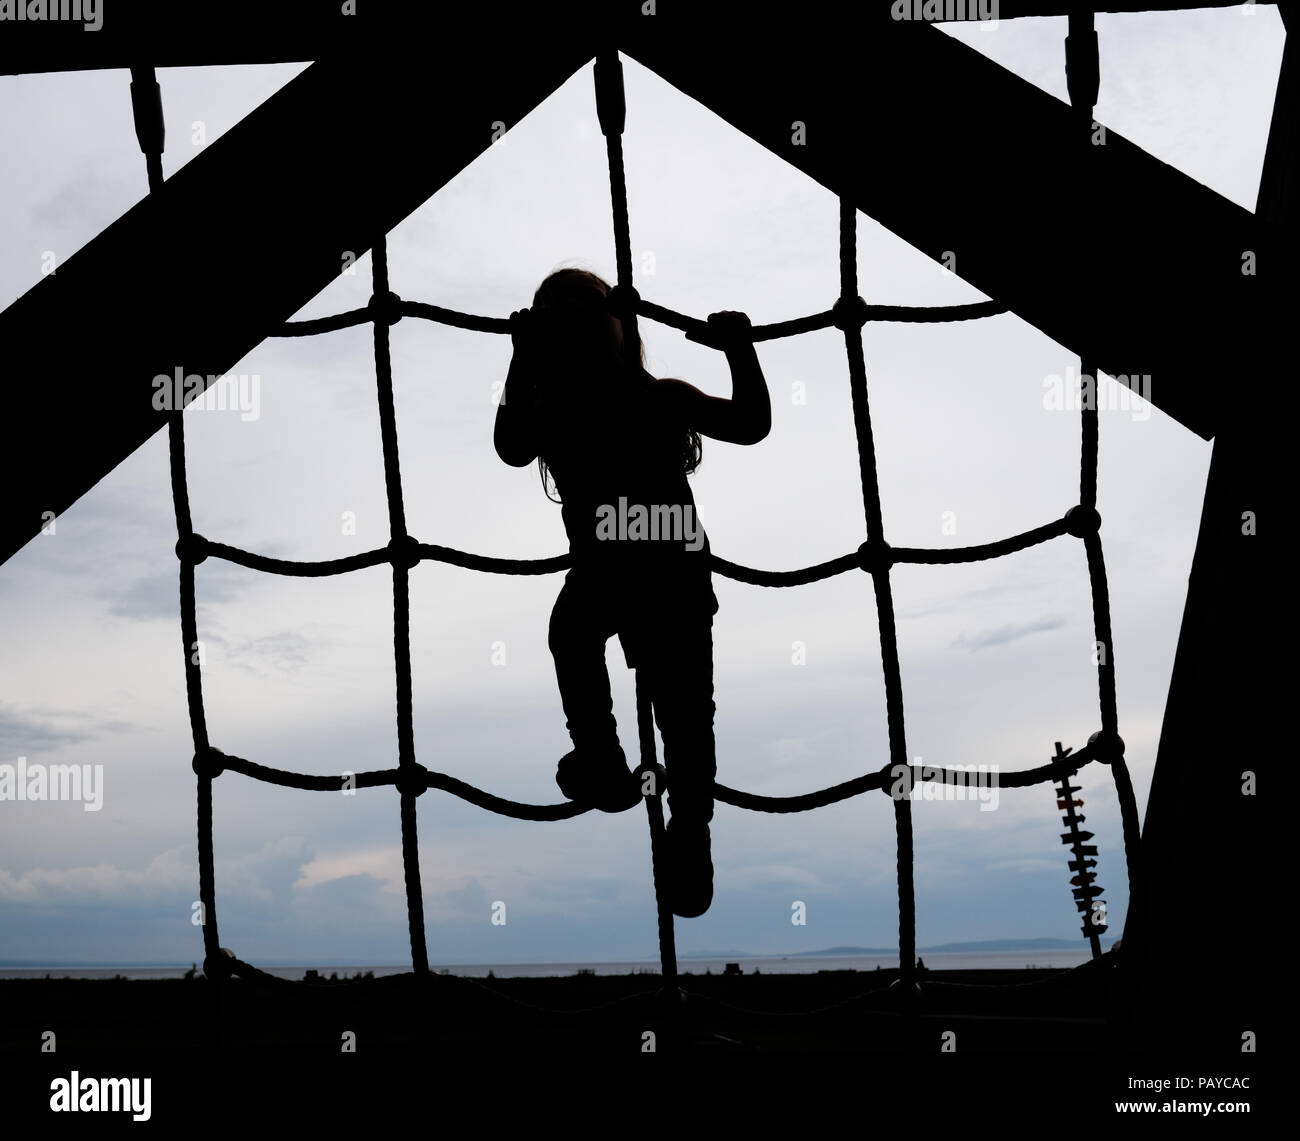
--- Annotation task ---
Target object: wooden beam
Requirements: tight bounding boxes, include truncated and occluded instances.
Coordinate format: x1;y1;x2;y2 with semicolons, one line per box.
1;1;1278;567
623;5;1265;442
1121;3;1287;1054
0;2;1279;77
0;15;596;566
928;1;1276;16
0;1;366;75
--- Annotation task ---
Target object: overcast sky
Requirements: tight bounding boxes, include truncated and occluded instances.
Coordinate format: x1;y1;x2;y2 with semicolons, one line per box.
0;9;1283;966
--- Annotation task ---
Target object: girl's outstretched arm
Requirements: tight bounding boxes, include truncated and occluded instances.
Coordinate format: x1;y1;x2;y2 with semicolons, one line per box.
651;311;771;445
494;310;540;467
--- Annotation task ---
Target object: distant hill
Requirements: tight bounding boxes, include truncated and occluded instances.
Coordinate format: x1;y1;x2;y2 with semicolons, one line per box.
676;950;755;960
915;938;1116;954
678;937;1115;959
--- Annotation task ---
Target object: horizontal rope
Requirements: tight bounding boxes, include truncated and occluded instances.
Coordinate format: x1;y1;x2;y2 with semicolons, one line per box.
417;542;570;576
221;955;668;1013
424;770;588;821
400;300;511;334
216;751;588;821
212;742;1096;815
204;539;390;576
862;299;1007;324
715;773;880;812
892;517;1070;566
273;307;373;336
222;952;1097;996
708;552;858;586
715;726;1094;813
271;295;1007;342
194;514;1071;583
220;751;397;791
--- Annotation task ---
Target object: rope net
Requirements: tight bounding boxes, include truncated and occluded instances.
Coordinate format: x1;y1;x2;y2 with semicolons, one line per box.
168;47;1141;993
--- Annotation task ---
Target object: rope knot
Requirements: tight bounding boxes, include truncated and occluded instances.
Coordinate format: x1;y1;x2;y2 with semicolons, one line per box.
889;977;923;1000
1064;505;1102;537
202;948;236;983
878;760;912;800
633;761;666;799
175;533;209;565
857;538;893;574
832;295;869;331
368;290;404;327
605;283;640;320
387;535;422;570
1087;730;1125;765
395;764;430;798
192;747;225;780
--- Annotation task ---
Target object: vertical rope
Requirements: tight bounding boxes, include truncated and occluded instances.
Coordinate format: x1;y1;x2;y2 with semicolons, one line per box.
1066;14;1140;909
133;63;226;984
195;765;220;967
371;236;408;538
1080;360;1100;512
1107;747;1142;916
169;424;209;759
839;201;883;537
1084;533;1117;737
837;198;916;990
393;566;429;976
595;51;680;1017
371;235;429;975
594;50;642;368
636;673;678;993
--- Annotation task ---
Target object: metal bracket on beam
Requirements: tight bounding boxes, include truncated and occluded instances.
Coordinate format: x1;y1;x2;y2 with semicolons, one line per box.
1065;16;1100;115
129;66;165;192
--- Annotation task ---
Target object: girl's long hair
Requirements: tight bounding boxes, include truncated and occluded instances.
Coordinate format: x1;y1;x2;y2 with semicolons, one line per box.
530;267;702;502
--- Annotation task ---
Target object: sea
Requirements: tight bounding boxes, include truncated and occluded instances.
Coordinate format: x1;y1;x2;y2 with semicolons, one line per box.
0;948;1099;981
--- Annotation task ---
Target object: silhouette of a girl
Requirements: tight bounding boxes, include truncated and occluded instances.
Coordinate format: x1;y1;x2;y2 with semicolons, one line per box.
494;268;770;916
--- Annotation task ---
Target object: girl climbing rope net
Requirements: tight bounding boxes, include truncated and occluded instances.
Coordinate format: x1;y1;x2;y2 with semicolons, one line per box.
493;267;771;917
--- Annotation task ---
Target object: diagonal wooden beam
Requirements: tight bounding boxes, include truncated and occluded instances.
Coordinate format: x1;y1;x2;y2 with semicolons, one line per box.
623;4;1266;443
0;18;596;567
0;1;380;75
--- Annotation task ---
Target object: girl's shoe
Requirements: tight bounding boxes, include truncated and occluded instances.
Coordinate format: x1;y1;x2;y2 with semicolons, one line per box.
665;818;713;918
556;747;641;813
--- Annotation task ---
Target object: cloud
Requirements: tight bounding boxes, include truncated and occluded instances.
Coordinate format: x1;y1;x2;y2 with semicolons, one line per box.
104;571;183;620
295;846;404;895
765;727;843;766
897;576;1056;622
951;616;1066;651
294;872;397;924
29;167;135;232
0;846;194;904
227;630;315;678
0;837;310;911
105;562;252;620
724;863;827;891
0;702;134;754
